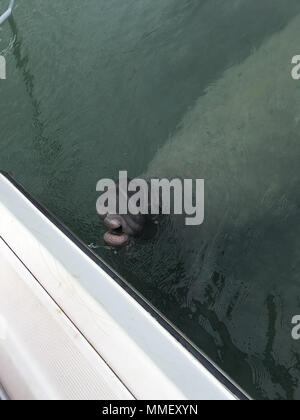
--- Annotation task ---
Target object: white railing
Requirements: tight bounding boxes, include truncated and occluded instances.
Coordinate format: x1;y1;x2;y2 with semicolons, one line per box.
0;0;15;25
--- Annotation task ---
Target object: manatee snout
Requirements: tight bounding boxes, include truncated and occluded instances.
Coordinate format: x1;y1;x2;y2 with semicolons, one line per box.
98;178;159;247
100;213;147;247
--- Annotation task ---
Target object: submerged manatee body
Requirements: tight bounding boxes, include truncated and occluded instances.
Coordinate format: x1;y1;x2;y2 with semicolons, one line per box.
99;15;300;249
132;14;300;398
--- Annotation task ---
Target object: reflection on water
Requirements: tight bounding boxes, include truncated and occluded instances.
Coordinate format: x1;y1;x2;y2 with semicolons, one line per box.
1;0;300;400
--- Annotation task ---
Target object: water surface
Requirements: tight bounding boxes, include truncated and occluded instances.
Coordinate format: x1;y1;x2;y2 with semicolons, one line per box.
1;0;300;399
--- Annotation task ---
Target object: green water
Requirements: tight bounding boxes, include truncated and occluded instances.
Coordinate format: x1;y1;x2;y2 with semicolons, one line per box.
1;0;300;400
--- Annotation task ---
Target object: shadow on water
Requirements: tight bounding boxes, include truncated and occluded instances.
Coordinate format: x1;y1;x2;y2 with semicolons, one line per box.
8;16;61;165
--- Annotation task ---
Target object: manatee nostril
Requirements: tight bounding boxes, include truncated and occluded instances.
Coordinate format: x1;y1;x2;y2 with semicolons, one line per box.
104;217;122;230
113;226;123;235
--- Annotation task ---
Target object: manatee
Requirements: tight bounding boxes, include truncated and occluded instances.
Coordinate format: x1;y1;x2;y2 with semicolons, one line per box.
99;14;300;248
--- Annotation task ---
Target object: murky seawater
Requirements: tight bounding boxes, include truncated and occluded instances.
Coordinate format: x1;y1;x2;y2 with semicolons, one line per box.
1;0;300;399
